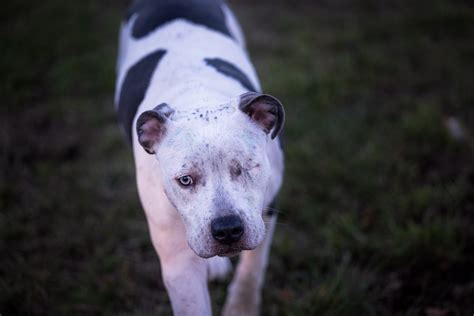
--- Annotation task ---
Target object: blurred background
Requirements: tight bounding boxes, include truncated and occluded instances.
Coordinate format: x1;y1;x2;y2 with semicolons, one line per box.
1;0;473;315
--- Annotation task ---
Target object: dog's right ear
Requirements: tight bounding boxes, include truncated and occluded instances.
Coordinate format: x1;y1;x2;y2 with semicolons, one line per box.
136;103;174;154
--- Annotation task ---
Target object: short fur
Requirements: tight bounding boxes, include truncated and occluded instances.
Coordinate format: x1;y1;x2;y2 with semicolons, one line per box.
115;1;285;315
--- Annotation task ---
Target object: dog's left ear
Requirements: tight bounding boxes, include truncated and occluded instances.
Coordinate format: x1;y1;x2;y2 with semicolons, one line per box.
136;103;174;154
239;92;285;139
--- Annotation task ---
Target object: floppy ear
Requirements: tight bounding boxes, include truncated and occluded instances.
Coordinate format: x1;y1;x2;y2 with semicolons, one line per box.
136;103;174;154
239;92;285;139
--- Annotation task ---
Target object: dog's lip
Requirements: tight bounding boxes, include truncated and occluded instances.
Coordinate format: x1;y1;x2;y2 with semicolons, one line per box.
194;241;260;258
215;245;243;257
217;248;240;257
192;244;244;258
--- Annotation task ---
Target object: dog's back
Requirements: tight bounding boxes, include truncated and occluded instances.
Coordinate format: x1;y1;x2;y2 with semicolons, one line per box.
125;0;236;41
115;0;257;142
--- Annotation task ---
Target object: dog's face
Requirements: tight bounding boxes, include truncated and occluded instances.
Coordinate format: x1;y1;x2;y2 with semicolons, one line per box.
136;93;284;258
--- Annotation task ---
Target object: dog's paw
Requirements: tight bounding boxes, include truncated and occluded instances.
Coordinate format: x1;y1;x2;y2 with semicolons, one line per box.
207;256;232;281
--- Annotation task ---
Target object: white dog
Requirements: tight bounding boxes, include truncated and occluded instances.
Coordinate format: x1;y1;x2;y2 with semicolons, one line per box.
115;0;285;315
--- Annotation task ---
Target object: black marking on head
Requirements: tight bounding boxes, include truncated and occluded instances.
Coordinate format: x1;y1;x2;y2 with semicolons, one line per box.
204;58;257;92
126;0;233;39
117;49;167;143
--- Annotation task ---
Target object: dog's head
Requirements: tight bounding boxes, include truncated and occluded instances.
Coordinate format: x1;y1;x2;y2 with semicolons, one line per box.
136;92;284;258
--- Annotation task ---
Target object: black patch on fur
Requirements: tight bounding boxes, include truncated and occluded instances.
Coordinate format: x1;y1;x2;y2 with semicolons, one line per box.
204;58;257;92
126;0;232;39
118;49;167;143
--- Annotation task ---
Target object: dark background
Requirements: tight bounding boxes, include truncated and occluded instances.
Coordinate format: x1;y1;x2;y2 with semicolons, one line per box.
1;0;473;315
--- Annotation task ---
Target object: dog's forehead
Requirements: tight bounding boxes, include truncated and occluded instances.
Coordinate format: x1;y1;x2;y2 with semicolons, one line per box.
172;102;236;122
161;115;262;168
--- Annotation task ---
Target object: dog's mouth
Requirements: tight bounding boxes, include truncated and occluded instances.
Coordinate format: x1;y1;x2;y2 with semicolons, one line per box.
217;247;241;257
190;241;247;258
188;225;265;258
214;242;258;257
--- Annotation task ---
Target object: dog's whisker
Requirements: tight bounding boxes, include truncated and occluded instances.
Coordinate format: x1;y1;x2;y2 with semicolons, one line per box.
263;206;284;217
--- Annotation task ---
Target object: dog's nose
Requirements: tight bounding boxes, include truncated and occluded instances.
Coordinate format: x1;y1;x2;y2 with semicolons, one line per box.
211;215;244;245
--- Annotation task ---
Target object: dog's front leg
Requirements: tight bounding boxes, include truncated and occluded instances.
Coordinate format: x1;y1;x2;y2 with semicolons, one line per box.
160;249;211;315
149;225;212;316
222;215;277;316
136;152;212;315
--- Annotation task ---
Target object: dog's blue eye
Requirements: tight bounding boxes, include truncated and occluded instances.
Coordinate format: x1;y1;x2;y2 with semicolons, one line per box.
178;175;193;187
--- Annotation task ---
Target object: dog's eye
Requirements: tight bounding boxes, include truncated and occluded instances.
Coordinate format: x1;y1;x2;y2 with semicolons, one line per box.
231;165;242;177
177;175;193;187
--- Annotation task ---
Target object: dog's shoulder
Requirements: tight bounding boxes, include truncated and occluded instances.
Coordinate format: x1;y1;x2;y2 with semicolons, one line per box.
125;0;233;40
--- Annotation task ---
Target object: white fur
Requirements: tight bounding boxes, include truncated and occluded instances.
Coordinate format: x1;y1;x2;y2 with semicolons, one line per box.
207;256;232;281
117;5;283;316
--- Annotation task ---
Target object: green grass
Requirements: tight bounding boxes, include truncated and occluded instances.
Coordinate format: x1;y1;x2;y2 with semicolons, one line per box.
1;0;473;315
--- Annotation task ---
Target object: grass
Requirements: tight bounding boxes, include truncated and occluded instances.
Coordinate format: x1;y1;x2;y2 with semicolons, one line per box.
1;0;473;315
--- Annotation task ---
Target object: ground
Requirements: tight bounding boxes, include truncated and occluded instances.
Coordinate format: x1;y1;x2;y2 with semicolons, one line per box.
1;0;473;315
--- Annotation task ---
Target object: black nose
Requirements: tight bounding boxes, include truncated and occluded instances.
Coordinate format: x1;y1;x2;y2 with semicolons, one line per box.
211;215;244;245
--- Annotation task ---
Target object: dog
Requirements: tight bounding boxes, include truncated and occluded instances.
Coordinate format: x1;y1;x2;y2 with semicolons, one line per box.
115;0;285;315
